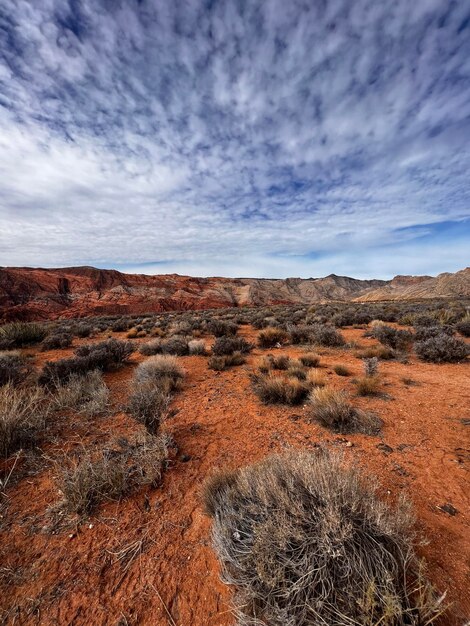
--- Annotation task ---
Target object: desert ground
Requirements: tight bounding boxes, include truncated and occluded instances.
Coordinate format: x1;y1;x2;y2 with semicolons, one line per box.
0;303;469;625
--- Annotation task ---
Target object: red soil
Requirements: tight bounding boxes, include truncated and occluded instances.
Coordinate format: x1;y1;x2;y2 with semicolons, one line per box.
0;327;469;625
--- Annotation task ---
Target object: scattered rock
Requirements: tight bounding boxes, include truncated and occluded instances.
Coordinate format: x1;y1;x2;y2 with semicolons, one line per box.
180;454;191;463
377;443;393;455
438;503;458;516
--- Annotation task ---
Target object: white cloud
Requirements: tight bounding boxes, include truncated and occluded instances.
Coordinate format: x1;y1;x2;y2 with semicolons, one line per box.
0;0;469;275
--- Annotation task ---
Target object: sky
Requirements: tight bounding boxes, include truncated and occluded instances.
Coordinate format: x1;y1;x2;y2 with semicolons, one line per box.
0;0;469;280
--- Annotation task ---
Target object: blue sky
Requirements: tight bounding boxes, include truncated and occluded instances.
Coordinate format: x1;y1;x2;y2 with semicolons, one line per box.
0;0;469;279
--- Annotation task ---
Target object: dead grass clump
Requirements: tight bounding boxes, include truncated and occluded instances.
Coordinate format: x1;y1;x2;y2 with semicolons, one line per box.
333;364;351;376
355;344;395;360
208;352;246;371
58;434;169;515
127;382;171;432
0;383;50;457
286;363;307;380
309;387;381;434
139;337;189;356
204;449;442;626
355;375;382;397
134;355;185;391
257;327;289;348
53;370;110;417
188;339;206;355
306;369;326;388
258;354;291;373
298;352;320;367
251;372;309;405
208;320;238;337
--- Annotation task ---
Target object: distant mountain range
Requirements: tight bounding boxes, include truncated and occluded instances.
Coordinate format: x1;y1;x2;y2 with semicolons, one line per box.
0;265;469;321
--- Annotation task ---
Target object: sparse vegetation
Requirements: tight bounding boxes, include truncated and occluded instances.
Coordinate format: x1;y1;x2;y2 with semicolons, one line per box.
333;364;350;376
40;332;73;351
134;355;185;391
251;372;309;405
257;327;289;348
188;339;206;355
204;449;442;626
0;351;32;387
58;434;169;514
0;384;50;456
355;375;381;396
39;339;133;386
211;336;253;356
298;352;320;367
208;320;238;337
371;324;413;350
0;322;47;349
208;352;246;371
309;387;381;434
53;370;110;417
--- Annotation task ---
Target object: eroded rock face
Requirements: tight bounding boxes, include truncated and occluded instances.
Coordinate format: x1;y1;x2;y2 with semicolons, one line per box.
0;265;468;320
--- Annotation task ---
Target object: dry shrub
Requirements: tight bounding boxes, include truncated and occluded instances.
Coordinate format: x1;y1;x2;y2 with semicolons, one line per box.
258;355;291;373
306;369;326;388
333;364;350;376
251;372;309;405
208;352;246;371
309;387;381;434
372;325;413;350
0;383;50;457
204;449;442;626
299;353;320;367
0;351;32;386
209;320;238;337
257;327;289;348
355;345;395;360
415;334;468;363
139;337;189;356
58;433;169;514
310;323;345;347
134;355;185;391
188;339;206;355
40;332;73;351
212;337;253;356
0;322;47;349
39;339;133;386
286;363;307;380
455;319;470;337
127;381;170;432
53;370;110;417
355;375;381;397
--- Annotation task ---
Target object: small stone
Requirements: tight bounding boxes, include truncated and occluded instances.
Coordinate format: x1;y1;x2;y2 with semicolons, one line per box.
438;503;458;516
180;454;191;463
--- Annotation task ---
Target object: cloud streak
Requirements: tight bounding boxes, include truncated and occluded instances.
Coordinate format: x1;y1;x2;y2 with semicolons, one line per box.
0;0;469;278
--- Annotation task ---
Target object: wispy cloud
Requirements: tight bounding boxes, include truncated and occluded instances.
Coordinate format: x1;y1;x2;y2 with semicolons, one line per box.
0;0;469;278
